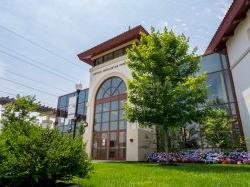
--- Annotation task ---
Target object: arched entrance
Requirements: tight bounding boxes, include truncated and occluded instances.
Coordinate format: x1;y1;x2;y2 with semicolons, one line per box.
92;76;127;160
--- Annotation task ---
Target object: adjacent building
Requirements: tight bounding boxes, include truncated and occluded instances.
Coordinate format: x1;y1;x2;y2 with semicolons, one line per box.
56;89;88;135
205;0;250;149
0;97;56;129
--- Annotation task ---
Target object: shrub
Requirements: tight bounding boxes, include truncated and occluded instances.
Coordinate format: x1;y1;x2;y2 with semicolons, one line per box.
0;96;92;186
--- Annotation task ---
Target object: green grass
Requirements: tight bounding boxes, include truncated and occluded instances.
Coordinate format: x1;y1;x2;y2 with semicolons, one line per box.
73;162;250;187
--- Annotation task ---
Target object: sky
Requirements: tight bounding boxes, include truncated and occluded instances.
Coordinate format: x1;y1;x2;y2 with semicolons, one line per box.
0;0;232;107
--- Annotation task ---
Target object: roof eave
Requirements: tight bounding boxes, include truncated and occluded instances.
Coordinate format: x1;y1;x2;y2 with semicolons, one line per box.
205;0;250;55
77;25;148;66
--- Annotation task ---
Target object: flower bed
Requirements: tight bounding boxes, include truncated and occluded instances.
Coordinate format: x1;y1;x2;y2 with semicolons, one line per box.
147;151;250;164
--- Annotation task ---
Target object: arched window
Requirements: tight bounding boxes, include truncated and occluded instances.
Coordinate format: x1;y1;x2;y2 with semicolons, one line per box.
92;77;127;160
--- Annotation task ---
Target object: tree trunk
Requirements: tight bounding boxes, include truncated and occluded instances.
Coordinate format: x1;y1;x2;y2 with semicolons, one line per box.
163;128;170;164
199;123;204;151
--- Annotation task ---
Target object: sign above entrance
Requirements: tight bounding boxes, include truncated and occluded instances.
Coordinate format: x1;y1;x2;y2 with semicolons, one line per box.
92;62;125;76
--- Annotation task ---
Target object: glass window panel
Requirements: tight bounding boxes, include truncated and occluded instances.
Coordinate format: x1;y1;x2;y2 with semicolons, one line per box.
111;88;119;96
93;133;99;150
119;99;126;109
119;148;126;160
101;149;107;160
96;88;104;99
230;103;236;115
58;96;68;108
83;104;87;116
63;124;72;133
101;133;107;147
95;113;101;123
77;103;84;115
119;110;125;120
94;123;101;131
224;70;234;102
112;77;122;88
109;132;117;159
200;53;222;73
119;132;126;147
111;111;118;121
95;104;102;113
119;120;127;130
85;90;89;101
111;100;118;110
102;79;111;92
102;112;109;122
109;149;116;160
206;72;227;103
101;122;109;131
59;107;67;117
103;102;110;112
103;89;111;98
103;53;113;62
95;57;103;65
220;53;228;70
109;132;117;148
114;48;125;58
118;82;126;94
92;148;98;159
110;121;118;131
78;91;85;103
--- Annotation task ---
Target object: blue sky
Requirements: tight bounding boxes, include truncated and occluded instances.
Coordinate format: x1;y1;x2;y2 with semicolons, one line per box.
0;0;232;107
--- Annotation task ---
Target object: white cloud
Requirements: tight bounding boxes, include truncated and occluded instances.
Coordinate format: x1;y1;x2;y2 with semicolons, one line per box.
216;1;232;21
175;18;182;23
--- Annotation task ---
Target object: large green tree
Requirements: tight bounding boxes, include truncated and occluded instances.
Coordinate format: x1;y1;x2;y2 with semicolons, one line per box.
0;96;92;186
125;28;208;159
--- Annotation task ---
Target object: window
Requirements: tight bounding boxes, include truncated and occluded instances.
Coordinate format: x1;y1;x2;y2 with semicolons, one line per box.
206;71;227;102
200;53;222;73
199;52;241;141
93;46;129;66
56;89;89;133
95;57;103;65
114;48;125;58
103;53;113;62
93;77;127;160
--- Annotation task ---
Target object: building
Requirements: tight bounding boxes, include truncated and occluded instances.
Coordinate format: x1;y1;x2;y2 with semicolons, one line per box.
55;0;250;160
205;0;250;150
0;97;56;129
78;26;156;161
56;89;89;135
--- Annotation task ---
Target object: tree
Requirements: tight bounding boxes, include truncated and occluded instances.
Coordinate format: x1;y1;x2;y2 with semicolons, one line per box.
0;96;92;186
202;108;234;150
125;28;208;162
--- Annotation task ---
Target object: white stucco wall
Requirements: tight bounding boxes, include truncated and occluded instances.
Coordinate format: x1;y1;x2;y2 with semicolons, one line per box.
226;9;250;150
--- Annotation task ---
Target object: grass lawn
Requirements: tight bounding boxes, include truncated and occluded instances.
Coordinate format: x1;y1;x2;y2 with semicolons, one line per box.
73;162;250;187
